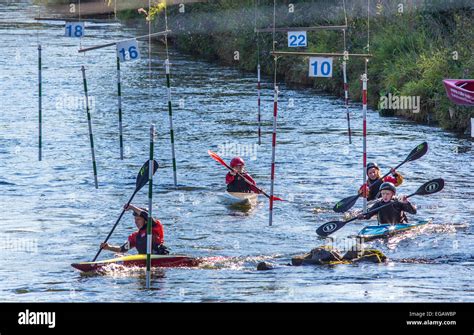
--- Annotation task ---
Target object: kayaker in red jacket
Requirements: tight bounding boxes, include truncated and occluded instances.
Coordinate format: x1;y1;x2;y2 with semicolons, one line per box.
358;182;416;224
100;204;169;255
359;162;404;201
226;157;260;193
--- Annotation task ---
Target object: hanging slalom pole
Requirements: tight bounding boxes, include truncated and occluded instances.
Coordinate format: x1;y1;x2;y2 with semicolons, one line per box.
343;59;351;144
361;73;368;213
165;59;178;187
268;0;278;226
163;3;178;188
269;82;279;226
146;124;155;289
117;56;124;160
38;44;42;161
81;66;98;189
257;64;262;145
255;0;262;145
342;13;351;144
362;0;370;212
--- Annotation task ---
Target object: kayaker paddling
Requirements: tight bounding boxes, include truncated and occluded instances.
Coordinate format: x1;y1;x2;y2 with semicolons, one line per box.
100;204;169;255
226;157;260;194
358;182;416;224
359;162;404;201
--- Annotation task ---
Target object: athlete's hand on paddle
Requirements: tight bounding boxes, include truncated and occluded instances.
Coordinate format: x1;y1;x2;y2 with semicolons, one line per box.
318;178;444;237
100;242;111;250
208;150;285;202
333;142;428;213
399;195;410;204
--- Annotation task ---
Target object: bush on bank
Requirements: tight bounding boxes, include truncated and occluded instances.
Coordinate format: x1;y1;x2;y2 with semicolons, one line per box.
156;0;473;134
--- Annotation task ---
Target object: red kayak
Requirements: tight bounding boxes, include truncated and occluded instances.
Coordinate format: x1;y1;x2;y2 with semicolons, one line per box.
443;79;474;106
71;254;201;272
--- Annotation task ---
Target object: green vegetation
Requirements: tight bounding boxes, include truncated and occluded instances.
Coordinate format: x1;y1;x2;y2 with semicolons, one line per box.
145;0;472;133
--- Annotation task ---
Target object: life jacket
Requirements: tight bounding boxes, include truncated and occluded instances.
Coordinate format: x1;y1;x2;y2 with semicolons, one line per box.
227;174;254;193
367;178;383;201
366;174;404;201
375;201;410;224
128;220;168;255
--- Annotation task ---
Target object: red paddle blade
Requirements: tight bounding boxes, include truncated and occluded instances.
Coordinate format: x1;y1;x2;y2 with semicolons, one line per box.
208;150;229;168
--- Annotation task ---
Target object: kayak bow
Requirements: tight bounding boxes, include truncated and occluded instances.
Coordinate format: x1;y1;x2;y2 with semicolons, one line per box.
222;191;258;207
357;219;432;241
71;254;200;272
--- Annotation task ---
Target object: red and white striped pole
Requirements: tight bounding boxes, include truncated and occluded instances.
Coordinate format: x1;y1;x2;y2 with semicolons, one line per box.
269;85;278;226
343;60;351;144
257;64;262;145
362;73;368;213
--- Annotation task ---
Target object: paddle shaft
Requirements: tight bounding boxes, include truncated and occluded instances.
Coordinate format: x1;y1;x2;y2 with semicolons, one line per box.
92;191;137;262
346;191;417;225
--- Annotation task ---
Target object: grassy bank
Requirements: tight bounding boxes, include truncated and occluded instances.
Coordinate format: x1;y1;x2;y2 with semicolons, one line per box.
145;0;472;134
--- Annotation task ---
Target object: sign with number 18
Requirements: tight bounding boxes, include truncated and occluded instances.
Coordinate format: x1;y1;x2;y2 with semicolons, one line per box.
65;22;84;38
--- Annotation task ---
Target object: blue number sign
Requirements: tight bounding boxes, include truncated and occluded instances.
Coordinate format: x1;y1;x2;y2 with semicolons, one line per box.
65;22;84;38
288;31;307;48
309;57;333;78
116;39;141;62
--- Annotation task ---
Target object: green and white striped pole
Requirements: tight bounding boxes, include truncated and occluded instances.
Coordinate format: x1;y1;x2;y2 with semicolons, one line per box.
81;66;98;189
38;44;42;161
146;124;155;289
117;56;124;160
165;59;178;187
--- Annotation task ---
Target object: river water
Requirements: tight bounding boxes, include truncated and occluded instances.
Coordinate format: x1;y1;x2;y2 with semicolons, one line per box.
0;1;472;302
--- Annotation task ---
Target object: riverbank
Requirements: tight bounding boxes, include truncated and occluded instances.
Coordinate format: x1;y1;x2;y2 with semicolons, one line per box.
132;0;473;135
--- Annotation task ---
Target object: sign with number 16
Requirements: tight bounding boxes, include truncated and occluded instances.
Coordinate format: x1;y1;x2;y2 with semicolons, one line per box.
116;39;141;62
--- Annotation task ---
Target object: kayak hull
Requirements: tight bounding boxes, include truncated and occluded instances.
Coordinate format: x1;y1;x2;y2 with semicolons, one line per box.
443;79;474;106
357;219;432;241
222;192;258;207
71;254;200;272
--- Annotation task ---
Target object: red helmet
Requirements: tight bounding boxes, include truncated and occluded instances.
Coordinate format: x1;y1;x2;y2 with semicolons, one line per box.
230;157;245;168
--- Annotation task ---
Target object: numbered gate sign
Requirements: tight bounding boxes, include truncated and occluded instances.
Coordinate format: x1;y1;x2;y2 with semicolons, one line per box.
288;31;307;48
309;57;333;78
116;39;141;62
65;22;84;38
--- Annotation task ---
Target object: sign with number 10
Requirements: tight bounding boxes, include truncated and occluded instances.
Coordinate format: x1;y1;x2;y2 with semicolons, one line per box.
116;39;141;62
65;22;84;38
309;57;333;78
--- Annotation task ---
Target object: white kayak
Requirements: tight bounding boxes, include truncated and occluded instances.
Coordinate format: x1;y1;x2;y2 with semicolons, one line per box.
221;192;258;207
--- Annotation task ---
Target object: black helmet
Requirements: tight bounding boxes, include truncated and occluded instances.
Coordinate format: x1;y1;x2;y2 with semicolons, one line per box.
133;207;149;221
379;182;396;194
366;162;380;174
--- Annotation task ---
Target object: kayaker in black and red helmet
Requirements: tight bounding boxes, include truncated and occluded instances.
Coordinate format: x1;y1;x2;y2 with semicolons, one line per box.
358;182;416;224
226;157;260;193
358;162;404;201
100;204;169;255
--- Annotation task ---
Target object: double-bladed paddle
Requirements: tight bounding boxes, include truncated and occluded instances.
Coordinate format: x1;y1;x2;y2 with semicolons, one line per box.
318;178;444;237
208;150;284;201
333;142;428;213
92;160;159;262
